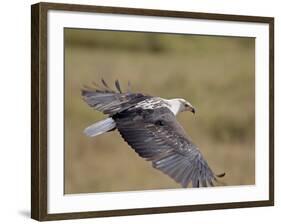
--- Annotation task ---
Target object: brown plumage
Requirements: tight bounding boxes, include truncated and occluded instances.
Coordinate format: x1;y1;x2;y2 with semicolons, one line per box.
82;79;225;187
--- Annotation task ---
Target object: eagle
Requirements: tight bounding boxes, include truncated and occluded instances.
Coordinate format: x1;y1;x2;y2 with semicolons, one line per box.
82;79;224;188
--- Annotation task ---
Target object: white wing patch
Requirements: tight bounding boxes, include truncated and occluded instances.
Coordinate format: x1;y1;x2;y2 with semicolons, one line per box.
134;97;170;110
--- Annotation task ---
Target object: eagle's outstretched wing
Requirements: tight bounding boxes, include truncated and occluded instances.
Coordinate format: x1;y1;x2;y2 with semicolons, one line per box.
82;79;151;116
113;107;220;187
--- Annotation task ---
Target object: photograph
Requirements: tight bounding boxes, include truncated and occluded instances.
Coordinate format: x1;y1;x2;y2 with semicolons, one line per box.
31;3;274;220
64;28;255;194
1;0;278;223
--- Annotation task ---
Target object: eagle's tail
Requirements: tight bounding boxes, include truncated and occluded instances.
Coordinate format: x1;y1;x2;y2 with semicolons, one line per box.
84;117;116;137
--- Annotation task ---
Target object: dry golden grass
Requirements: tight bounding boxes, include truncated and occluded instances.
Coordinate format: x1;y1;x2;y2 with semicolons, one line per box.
64;29;255;194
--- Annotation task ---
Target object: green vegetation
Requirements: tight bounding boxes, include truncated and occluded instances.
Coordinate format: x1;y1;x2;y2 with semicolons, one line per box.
64;29;255;194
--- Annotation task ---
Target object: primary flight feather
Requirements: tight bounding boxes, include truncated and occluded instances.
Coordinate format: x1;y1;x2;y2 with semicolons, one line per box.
82;79;224;188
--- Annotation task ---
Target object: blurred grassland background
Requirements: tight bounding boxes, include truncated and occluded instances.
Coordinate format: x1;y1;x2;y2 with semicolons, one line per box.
64;28;255;194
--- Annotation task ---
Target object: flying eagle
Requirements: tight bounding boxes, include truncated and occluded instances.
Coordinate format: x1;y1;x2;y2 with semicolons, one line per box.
82;79;224;188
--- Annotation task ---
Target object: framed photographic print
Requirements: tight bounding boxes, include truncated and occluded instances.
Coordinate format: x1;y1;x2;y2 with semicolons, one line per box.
31;2;274;221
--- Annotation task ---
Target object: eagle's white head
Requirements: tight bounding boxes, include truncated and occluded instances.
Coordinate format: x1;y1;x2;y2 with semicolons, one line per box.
164;98;195;116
